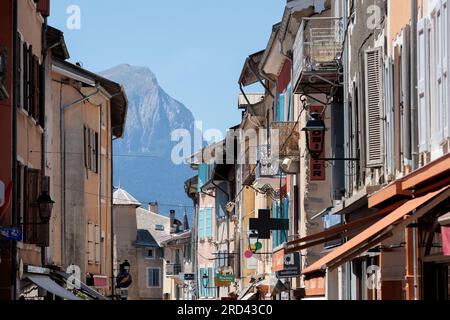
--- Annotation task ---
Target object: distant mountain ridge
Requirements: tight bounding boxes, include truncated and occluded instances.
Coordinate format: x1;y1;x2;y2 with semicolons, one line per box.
100;64;196;218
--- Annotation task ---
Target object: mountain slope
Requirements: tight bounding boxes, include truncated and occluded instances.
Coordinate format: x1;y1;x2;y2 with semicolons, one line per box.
100;64;196;217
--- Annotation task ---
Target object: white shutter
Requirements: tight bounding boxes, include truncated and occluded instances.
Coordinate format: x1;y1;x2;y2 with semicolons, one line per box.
365;47;384;167
443;0;450;138
384;57;395;176
88;222;95;263
95;225;101;264
417;18;431;153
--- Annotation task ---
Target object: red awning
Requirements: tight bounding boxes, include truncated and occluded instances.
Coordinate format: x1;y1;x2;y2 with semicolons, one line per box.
303;186;450;275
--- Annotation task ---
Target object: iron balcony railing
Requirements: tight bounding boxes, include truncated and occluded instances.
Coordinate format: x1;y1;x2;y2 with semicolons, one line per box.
166;263;182;276
293;17;343;86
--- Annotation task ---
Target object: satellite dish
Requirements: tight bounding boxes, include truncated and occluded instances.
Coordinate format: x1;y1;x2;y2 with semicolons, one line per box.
280;158;300;174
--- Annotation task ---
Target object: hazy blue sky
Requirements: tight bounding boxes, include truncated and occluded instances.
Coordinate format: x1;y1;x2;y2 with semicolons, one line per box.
49;1;284;134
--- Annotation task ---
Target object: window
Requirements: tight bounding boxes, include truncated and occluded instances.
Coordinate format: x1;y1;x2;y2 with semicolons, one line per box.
147;268;160;288
155;224;165;231
146;248;155;259
215;183;228;218
84;126;99;173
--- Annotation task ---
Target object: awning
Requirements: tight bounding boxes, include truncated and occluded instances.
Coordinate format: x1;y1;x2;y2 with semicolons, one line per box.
255;278;288;296
27;275;82;300
241;292;258;301
303;186;450;275
285;211;390;253
52;271;106;300
438;212;450;226
237;284;255;300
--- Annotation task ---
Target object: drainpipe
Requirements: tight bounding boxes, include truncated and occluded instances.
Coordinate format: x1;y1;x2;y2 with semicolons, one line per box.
410;0;419;170
11;0;18;301
40;15;48;270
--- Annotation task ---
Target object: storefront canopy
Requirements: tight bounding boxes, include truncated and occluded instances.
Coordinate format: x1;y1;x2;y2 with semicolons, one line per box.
52;271;106;300
303;186;450;275
27;275;82;301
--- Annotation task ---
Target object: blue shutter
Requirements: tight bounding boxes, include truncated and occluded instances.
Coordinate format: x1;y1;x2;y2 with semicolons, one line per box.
209;267;215;298
215;183;228;218
272;202;279;248
198;268;204;297
205;208;213;238
198;208;205;240
287;85;292;120
277;93;285;121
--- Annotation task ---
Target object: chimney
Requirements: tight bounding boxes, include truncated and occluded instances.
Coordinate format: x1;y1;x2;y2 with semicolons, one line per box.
149;202;159;214
170;210;176;233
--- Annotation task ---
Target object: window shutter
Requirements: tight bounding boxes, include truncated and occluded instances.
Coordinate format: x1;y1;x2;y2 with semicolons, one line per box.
33;56;40;123
22;42;28;112
384;58;395;176
443;0;450;138
393;45;402;171
36;176;50;246
27;45;33;114
417;18;431;153
88;222;95;263
95;225;101;264
83;126;88;169
209;267;215;298
25;169;40;244
365;47;384;167
431;4;445;145
205;208;213;239
198;208;204;240
94;131;99;173
17;34;24;109
277;93;285;122
401;27;412;161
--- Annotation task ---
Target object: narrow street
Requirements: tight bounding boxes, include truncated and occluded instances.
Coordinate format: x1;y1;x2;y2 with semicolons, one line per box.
0;0;450;305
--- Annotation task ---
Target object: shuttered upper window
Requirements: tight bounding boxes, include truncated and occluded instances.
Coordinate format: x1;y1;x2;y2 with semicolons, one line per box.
364;47;384;167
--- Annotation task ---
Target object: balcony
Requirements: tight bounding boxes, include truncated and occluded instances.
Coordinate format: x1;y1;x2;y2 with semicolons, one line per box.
271;122;300;159
253;145;285;190
293;17;343;95
166;263;182;276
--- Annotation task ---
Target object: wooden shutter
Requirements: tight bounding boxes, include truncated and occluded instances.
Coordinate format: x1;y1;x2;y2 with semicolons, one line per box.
28;46;34;118
95;225;101;264
365;47;384;167
205;208;213;239
87;222;94;263
36;176;50;246
443;0;450;139
393;45;402;171
17;34;23;109
33;56;40;123
94;131;99;173
25;169;40;244
417;18;431;153
22;42;29;112
198;208;204;240
83;126;88;169
432;4;445;145
401;27;412;161
384;58;395;176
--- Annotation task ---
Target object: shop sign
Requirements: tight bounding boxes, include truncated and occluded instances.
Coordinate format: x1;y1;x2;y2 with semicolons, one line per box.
183;273;195;281
276;252;301;278
309;106;326;181
217;274;235;282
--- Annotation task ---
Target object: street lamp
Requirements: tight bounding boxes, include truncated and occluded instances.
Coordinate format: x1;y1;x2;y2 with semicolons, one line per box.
302;112;359;162
20;191;55;225
202;273;209;289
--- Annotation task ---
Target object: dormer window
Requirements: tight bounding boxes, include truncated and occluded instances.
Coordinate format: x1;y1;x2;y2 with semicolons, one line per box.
155;225;165;231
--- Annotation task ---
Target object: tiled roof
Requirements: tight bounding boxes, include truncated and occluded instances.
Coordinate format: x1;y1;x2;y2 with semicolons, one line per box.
135;207;171;246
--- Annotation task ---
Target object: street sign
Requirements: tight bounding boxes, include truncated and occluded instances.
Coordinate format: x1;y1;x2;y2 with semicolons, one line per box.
0;226;23;241
217;274;235;282
276;252;301;278
183;273;195;281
